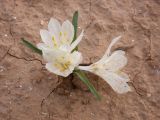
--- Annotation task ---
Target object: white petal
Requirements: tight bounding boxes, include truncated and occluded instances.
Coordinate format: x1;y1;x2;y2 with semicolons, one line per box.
40;29;53;47
78;64;130;93
69;30;84;52
37;43;57;61
59;44;71;52
103;50;127;71
37;43;55;52
71;51;83;66
37;41;57;51
61;20;74;44
48;18;61;44
117;71;130;82
37;43;47;50
42;49;56;62
78;66;92;71
101;36;121;60
96;70;131;94
42;48;66;62
46;62;72;77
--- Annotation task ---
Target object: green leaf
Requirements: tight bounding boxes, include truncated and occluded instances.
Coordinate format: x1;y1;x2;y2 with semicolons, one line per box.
72;11;78;42
72;11;78;51
74;69;101;100
21;38;42;55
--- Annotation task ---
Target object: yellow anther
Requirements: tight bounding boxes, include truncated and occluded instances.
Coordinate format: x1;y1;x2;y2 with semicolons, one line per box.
64;32;67;36
52;36;57;47
59;32;62;36
54;59;71;72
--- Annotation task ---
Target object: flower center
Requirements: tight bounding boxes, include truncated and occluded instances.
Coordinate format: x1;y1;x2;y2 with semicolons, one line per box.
53;56;71;72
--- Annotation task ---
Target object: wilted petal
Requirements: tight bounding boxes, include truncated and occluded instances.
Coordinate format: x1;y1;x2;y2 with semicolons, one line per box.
103;50;127;71
117;71;130;82
100;36;121;61
97;70;131;94
61;20;74;44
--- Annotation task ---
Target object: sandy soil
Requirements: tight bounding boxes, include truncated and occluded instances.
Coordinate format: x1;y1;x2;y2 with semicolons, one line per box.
0;0;160;120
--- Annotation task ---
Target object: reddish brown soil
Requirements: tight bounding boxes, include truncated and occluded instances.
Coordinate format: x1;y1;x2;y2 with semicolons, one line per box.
0;0;160;120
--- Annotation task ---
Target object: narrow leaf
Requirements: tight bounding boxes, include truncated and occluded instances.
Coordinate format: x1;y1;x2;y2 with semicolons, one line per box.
72;11;78;42
21;38;42;55
72;11;78;51
74;70;101;100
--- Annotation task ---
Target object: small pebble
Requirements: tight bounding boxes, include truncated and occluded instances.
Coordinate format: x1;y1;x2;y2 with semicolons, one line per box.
28;86;33;91
91;112;95;116
4;34;8;37
131;39;135;42
48;76;52;80
147;93;151;97
40;20;45;25
0;66;5;72
13;16;17;19
41;112;48;115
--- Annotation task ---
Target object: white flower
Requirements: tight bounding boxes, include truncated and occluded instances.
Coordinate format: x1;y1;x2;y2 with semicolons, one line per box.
37;18;84;52
78;36;131;93
37;18;83;77
44;49;82;77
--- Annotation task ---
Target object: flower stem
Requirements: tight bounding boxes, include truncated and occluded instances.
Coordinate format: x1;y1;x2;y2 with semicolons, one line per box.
74;69;101;100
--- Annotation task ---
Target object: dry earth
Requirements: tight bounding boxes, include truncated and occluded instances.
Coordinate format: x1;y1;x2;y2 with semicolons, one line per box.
0;0;160;120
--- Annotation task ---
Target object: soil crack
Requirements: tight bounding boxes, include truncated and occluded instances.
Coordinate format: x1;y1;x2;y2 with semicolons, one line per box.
7;51;44;65
131;15;153;60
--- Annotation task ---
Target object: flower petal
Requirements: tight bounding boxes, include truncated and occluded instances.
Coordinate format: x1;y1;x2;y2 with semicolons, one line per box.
42;49;57;62
78;64;130;93
40;29;52;47
59;44;71;52
97;70;131;94
40;47;66;62
78;65;92;71
100;36;121;61
69;30;84;52
37;43;47;50
61;20;74;44
103;50;127;71
117;71;130;82
71;51;83;66
46;62;72;77
48;18;61;44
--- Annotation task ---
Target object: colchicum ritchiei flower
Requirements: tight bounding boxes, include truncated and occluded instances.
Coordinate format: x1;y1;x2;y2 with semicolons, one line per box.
37;18;83;77
78;36;131;93
22;11;131;98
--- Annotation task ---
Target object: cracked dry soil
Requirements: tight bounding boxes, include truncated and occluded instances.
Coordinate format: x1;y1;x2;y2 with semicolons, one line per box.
0;0;160;120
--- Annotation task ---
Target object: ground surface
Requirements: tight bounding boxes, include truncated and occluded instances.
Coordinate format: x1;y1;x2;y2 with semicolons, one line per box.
0;0;160;120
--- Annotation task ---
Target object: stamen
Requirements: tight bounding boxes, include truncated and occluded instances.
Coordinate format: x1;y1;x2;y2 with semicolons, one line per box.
64;32;67;36
54;58;71;72
52;36;57;47
59;32;62;36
